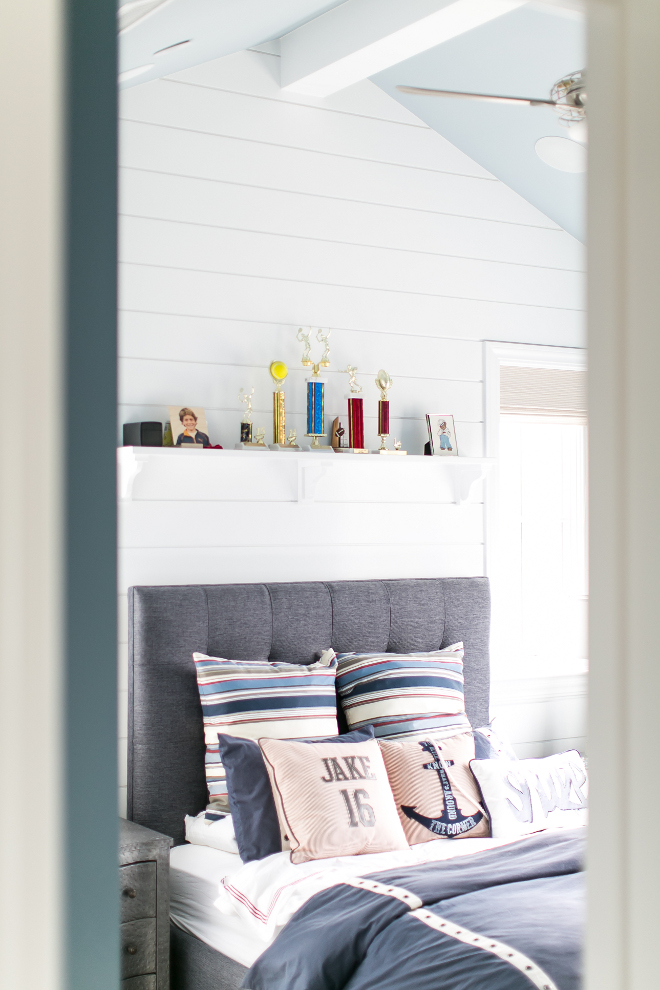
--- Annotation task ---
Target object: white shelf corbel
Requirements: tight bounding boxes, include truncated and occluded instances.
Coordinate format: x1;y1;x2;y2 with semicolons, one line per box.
116;448;494;506
297;461;333;503
117;446;145;501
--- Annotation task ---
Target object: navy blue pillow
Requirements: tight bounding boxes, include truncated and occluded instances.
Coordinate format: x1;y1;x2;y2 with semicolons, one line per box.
219;725;375;862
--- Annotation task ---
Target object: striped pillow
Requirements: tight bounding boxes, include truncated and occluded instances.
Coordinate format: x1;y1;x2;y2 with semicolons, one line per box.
194;651;338;810
335;644;470;740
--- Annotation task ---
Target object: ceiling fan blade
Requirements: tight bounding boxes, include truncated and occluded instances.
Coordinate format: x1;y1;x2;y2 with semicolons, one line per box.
396;85;556;108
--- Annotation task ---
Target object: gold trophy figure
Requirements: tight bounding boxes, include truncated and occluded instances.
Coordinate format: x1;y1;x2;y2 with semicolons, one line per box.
270;360;288;445
238;387;254;443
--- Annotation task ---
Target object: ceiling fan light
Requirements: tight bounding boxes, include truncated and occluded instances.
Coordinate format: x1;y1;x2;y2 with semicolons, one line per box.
535;135;586;172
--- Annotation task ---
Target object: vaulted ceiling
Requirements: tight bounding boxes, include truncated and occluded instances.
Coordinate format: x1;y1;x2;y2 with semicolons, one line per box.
371;4;585;240
119;0;585;240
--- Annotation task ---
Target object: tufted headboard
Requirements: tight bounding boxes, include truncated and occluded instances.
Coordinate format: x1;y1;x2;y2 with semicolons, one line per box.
127;577;491;844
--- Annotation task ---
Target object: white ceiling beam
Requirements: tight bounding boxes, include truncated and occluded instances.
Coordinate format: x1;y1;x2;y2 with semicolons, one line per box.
280;0;528;97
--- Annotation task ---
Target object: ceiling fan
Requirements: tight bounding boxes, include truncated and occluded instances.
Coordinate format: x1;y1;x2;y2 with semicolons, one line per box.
397;69;586;126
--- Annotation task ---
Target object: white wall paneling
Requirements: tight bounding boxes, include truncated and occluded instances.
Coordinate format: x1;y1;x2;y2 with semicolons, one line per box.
491;673;587;759
120;77;493;177
120;118;566;227
117;48;587;813
120;216;583;309
120;168;582;270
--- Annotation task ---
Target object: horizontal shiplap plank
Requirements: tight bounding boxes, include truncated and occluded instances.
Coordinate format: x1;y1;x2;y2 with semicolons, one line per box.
167;51;426;127
120;168;584;272
118;121;560;229
119;500;483;549
492;697;587;748
510;738;586;759
119;216;583;310
119;264;585;346
118;543;485;592
119;358;484;423
121;78;492;178
118;312;484;383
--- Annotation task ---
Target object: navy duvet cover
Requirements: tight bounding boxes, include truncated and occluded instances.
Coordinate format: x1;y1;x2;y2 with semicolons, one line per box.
243;830;584;990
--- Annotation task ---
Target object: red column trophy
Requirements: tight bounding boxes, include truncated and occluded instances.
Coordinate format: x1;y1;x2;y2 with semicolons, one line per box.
373;369;406;454
338;365;368;453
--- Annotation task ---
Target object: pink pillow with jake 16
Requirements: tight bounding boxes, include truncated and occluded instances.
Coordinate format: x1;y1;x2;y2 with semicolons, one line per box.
258;736;408;864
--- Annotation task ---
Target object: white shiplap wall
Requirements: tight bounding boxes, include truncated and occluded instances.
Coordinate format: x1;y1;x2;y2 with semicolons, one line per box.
117;49;586;814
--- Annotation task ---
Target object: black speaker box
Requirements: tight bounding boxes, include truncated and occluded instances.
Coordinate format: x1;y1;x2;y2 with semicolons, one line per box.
123;421;163;447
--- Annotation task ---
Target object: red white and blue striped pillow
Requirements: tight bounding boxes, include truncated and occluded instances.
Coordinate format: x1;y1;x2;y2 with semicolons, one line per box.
335;644;470;740
193;651;338;810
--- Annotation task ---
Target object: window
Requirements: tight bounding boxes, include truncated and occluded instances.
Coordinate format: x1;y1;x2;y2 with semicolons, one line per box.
490;365;588;679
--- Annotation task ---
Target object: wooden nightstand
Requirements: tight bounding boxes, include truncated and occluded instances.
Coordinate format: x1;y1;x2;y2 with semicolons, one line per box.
120;818;173;990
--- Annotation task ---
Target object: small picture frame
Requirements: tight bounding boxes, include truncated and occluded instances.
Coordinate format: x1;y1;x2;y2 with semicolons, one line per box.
426;414;458;456
169;405;211;447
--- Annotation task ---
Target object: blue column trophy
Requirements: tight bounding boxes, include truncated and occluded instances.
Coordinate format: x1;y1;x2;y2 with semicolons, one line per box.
298;328;333;452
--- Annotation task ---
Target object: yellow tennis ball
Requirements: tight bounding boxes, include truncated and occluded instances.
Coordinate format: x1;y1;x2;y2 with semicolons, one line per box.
270;361;288;382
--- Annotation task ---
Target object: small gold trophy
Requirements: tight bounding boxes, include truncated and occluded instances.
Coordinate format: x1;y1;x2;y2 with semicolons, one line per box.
236;388;268;449
270;360;288;445
238;387;254;443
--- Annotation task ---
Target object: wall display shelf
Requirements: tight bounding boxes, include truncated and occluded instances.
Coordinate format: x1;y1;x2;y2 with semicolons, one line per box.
117;447;494;506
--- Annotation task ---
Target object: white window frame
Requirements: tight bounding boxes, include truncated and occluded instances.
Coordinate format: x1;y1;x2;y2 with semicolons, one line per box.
483;341;587;579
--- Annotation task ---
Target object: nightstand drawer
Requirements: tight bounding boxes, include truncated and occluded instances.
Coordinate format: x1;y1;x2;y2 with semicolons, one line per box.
121;918;157;980
122;976;157;990
120;862;157;922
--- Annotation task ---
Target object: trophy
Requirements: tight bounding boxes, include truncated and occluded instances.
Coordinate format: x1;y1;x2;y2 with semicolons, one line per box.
297;327;333;451
238;387;254;443
270;360;287;445
236;388;268;449
338;365;367;453
331;417;348;449
375;369;392;450
371;370;406;454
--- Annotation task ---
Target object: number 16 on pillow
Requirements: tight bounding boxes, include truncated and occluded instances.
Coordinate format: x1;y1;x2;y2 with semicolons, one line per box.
259;737;408;864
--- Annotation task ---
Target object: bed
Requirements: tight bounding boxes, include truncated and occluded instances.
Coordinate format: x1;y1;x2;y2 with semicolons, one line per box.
127;577;584;990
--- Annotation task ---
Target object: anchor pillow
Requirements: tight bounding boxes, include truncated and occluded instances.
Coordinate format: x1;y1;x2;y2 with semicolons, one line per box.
379;730;490;844
469;750;588;839
335;645;471;740
259;735;408;864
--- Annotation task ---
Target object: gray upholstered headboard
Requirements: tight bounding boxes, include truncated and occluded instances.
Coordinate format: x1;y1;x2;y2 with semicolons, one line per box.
127;578;490;844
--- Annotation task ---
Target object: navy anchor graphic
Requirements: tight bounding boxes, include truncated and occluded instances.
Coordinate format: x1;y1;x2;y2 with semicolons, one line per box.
401;740;484;837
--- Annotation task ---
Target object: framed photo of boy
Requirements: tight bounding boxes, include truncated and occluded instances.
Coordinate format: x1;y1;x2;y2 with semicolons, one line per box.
169;406;211;447
426;414;458;456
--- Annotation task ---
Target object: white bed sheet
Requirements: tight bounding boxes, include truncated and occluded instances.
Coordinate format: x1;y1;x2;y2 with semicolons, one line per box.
170;835;516;968
170;844;269;968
